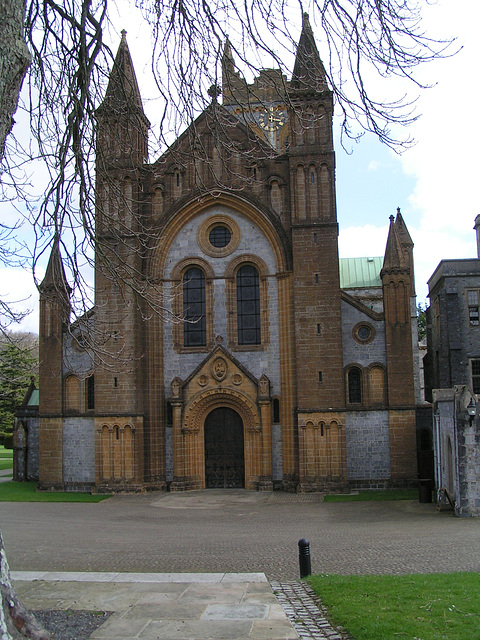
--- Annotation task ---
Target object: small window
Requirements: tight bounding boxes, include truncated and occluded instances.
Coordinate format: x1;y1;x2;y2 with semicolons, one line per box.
166;402;173;427
348;367;362;404
87;375;95;410
468;290;480;326
273;398;280;423
236;265;261;345
472;359;480;394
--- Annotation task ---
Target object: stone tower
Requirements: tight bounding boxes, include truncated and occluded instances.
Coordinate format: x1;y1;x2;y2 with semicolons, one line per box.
93;31;150;488
381;212;417;480
288;14;346;490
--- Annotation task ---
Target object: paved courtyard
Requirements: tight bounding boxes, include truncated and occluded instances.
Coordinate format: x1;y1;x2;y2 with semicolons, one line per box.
2;490;480;580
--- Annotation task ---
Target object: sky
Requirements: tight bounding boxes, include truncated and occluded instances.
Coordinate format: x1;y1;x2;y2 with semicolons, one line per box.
1;0;479;334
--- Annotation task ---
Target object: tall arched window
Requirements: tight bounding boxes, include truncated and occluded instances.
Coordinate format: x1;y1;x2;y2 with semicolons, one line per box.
236;265;261;345
348;367;362;404
183;267;206;347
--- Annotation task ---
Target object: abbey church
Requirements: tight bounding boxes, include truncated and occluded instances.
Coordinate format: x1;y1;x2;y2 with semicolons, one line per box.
22;15;421;492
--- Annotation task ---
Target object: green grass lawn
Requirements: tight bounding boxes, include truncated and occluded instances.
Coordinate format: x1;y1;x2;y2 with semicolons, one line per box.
324;489;418;502
0;445;13;470
0;481;110;502
307;573;480;640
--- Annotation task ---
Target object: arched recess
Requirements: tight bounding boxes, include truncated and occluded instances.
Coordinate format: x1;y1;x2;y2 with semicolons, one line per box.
181;389;262;490
149;194;289;279
368;363;386;406
295;165;306;221
319;163;332;220
298;417;346;483
308;164;318;219
65;375;80;412
446;436;454;495
99;423;135;482
224;254;270;349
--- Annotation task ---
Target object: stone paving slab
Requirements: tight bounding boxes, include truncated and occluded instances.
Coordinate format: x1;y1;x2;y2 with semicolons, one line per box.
13;572;299;640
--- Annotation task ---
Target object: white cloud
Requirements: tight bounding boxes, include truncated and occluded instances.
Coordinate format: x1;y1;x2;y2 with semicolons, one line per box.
339;0;480;305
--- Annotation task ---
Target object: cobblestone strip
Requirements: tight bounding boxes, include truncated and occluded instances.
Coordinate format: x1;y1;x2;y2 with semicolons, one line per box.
270;581;352;640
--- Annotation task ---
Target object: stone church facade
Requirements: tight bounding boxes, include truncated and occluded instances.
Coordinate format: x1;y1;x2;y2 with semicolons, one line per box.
30;16;420;493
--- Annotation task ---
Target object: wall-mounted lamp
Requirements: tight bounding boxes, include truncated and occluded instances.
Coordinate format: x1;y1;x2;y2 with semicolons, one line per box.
466;397;476;424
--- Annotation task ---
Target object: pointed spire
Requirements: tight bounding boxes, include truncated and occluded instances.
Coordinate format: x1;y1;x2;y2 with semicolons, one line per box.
382;213;408;273
394;207;416;296
222;37;235;77
39;235;72;300
291;13;328;92
394;207;413;247
97;31;149;125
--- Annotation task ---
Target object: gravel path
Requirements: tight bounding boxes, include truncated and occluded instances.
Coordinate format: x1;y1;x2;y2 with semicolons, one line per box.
32;610;112;640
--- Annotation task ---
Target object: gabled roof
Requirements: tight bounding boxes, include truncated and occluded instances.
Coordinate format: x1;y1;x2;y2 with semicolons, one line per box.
151;97;273;169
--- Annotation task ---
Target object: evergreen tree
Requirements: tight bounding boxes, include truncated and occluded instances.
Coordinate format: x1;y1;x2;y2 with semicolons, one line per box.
0;335;37;437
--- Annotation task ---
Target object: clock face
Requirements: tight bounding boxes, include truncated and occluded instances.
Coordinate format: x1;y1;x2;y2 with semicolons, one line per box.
259;106;287;131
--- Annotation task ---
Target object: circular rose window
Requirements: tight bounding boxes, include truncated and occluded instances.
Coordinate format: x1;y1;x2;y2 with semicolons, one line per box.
197;214;240;257
353;322;375;345
209;225;231;248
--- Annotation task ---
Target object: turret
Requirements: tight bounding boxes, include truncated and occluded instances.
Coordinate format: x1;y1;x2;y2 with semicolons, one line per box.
38;237;71;486
381;213;415;406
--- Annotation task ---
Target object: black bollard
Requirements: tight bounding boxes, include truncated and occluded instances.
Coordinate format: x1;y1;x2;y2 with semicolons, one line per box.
298;538;311;578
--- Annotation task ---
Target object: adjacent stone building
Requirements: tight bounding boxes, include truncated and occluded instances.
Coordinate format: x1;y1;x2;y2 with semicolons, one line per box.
424;216;480;515
16;16;420;493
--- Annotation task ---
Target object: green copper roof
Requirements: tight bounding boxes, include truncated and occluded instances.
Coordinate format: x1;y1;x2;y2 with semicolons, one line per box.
339;257;383;289
27;389;39;406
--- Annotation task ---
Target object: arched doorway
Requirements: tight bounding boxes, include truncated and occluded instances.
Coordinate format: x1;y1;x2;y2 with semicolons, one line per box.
204;407;244;488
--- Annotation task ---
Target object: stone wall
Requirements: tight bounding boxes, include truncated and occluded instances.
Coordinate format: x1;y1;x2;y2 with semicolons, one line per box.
63;417;95;484
345;411;390;481
433;386;480;516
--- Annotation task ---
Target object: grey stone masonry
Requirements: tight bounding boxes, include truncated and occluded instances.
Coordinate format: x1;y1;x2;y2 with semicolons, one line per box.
341;298;386;368
63;417;95;483
426;259;480;392
345;411;390;480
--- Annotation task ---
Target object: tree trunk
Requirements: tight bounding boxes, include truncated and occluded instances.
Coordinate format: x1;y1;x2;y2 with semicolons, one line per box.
0;3;51;637
0;0;30;161
1;533;52;639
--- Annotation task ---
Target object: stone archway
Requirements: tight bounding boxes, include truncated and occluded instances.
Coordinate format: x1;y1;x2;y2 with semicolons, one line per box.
204;407;245;488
